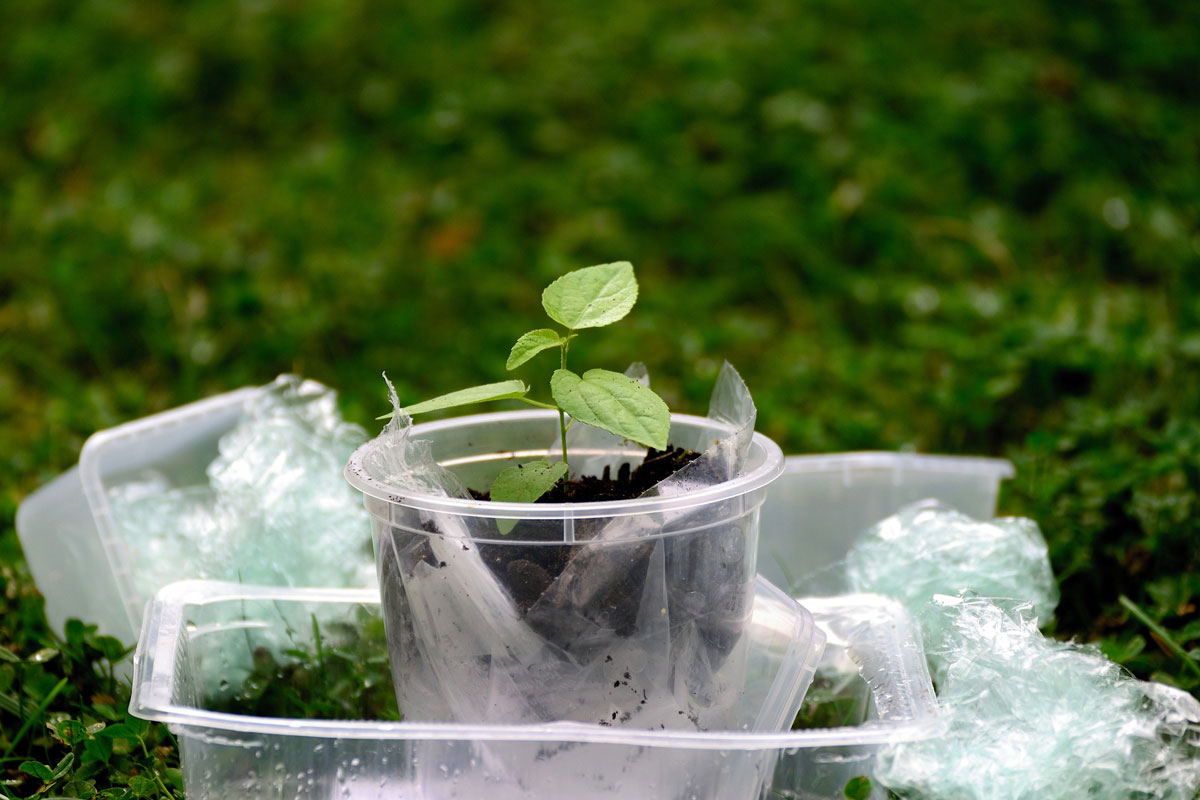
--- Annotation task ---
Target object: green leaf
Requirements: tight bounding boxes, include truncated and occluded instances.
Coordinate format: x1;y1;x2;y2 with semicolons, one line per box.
127;774;157;797
92;635;128;662
843;776;873;800
51;751;75;780
396;380;528;417
1100;634;1145;663
506;329;566;370
490;460;568;504
489;460;568;533
551;368;670;450
122;714;149;737
541;261;638;329
28;647;59;663
91;701;123;722
62;778;98;798
19;754;75;785
54;719;89;746
95;723;137;740
82;735;113;765
162;767;184;790
20;759;56;781
63;619;92;649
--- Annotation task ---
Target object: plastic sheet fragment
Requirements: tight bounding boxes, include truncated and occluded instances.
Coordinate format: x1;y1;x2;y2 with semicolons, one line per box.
108;374;375;605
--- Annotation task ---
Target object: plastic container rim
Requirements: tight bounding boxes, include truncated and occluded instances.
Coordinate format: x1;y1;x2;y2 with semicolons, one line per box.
130;580;942;752
344;409;786;521
782;451;1013;479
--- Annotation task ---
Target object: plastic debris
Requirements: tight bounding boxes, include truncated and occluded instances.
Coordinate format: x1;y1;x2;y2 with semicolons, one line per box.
874;595;1200;800
844;501;1200;800
108;375;375;606
845;500;1059;654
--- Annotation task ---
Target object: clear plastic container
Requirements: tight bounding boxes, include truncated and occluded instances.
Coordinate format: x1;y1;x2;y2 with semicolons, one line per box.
14;466;131;645
345;410;788;730
758;453;1013;594
130;577;827;800
16;388;259;643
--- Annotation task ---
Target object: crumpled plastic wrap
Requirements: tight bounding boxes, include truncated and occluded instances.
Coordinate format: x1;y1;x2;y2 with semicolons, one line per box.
368;362;773;731
845;500;1059;659
108;375;375;605
843;501;1200;800
875;595;1200;800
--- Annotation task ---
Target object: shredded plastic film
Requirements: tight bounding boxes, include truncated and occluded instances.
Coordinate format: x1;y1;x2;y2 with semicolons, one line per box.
107;375;375;604
843;501;1200;800
875;595;1200;800
845;500;1059;654
362;363;799;731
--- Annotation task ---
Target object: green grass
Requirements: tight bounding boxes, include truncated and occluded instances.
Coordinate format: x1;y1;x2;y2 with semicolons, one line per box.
2;0;1199;795
203;609;400;723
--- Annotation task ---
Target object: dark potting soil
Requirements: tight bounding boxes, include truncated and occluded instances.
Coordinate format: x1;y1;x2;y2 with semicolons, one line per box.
470;445;701;504
469;446;702;614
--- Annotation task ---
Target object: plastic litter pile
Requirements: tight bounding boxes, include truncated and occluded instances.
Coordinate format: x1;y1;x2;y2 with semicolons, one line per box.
846;501;1200;800
107;375;375;605
18;371;1200;799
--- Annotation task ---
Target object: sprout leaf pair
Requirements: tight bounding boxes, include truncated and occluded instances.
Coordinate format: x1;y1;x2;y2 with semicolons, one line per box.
387;262;670;513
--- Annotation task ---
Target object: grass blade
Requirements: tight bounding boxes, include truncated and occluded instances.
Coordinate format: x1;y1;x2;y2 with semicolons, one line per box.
2;677;69;757
1118;595;1200;679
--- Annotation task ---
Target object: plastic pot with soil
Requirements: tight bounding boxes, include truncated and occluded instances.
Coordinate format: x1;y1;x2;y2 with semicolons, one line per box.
345;392;785;731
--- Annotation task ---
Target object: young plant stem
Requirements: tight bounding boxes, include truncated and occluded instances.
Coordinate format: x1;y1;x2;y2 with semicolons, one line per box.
558;332;572;472
517;397;558;411
135;732;178;799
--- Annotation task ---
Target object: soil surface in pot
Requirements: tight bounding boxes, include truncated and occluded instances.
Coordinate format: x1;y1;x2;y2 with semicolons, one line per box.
468;446;701;616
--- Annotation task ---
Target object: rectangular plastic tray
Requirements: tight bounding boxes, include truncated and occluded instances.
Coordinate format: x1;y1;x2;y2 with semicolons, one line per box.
758;452;1013;595
131;581;935;800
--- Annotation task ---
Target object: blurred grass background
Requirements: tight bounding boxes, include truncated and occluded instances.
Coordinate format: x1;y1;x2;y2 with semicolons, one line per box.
2;0;1198;741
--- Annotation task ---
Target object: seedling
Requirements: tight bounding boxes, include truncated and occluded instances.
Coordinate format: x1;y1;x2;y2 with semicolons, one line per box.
384;262;671;507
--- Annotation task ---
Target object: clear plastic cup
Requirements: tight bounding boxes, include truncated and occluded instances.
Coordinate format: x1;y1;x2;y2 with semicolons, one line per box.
345;409;787;730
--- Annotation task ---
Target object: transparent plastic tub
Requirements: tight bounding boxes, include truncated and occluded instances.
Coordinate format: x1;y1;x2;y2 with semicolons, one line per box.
130;577;827;800
16;380;373;646
16;388;259;643
758;453;1013;594
345;409;788;730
